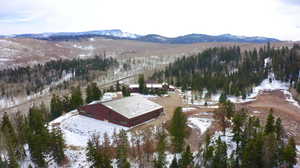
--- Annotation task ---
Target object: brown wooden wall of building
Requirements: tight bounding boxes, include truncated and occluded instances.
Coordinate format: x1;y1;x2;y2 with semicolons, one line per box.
129;108;163;126
79;104;163;127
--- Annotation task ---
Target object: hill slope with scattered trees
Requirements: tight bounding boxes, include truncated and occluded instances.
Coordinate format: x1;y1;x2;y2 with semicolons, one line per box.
0;55;118;98
151;43;300;97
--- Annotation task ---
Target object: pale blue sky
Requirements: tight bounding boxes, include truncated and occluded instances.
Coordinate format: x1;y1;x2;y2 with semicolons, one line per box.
0;0;299;40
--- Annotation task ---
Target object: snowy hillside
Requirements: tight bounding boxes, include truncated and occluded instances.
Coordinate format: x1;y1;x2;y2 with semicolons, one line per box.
2;29;140;40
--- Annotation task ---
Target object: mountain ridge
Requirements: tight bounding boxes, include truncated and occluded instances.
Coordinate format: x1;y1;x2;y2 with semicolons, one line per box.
0;29;281;43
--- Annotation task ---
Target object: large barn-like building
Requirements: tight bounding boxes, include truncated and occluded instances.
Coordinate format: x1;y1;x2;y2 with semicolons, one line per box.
78;95;163;127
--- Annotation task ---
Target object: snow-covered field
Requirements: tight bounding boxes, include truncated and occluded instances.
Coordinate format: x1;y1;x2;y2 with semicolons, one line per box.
48;110;129;168
188;117;213;135
50;110;128;147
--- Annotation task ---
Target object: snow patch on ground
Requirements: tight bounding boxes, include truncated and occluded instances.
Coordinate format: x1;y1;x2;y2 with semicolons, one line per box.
73;44;95;50
182;72;300;107
47;108;131;168
184;90;254;106
212;130;236;157
250;74;289;98
101;92;119;102
253;110;261;114
198;105;219;108
0;57;13;61
283;90;300;108
188;117;213;134
182;107;197;112
50;111;128;147
130;93;159;99
264;57;271;68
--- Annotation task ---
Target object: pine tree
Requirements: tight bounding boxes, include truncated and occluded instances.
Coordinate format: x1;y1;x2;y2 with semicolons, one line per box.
86;136;97;166
214;106;229;135
85;84;93;104
86;134;112;168
1;113;18;149
283;137;297;168
211;137;227;168
122;86;130;97
264;110;275;135
62;95;72;112
50;127;65;165
223;100;235;120
27;106;51;167
1;112;23;165
274;118;284;141
7;148;19;168
154;129;167;168
242;133;264;168
219;93;227;103
91;82;101;101
50;94;64;120
70;86;83;109
179;145;193;168
116;130;130;168
0;157;8;168
232;109;246;166
116;81;121;91
262;133;278;168
86;83;102;104
169;107;189;153
138;74;147;94
169;156;179;168
201;134;214;168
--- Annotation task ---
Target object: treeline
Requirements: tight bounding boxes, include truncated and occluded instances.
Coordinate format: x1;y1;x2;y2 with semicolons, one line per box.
0;103;296;167
0;55;118;97
50;83;102;120
198;101;297;168
85;104;297;168
151;44;300;97
271;44;300;83
85;107;193;168
0;105;65;167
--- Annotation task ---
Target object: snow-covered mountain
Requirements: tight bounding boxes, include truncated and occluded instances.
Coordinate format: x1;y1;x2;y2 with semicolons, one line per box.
137;33;280;44
0;29;140;40
0;30;280;43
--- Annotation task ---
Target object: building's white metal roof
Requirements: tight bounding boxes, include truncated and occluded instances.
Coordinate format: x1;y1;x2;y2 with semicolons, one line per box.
129;84;139;88
129;83;163;89
103;95;163;119
146;84;163;88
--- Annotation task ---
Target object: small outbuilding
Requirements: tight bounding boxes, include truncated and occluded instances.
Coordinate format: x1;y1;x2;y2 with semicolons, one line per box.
128;83;171;93
78;95;163;127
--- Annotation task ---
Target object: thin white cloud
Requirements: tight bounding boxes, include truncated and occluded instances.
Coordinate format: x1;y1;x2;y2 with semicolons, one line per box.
279;0;300;6
0;0;299;41
0;11;47;23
